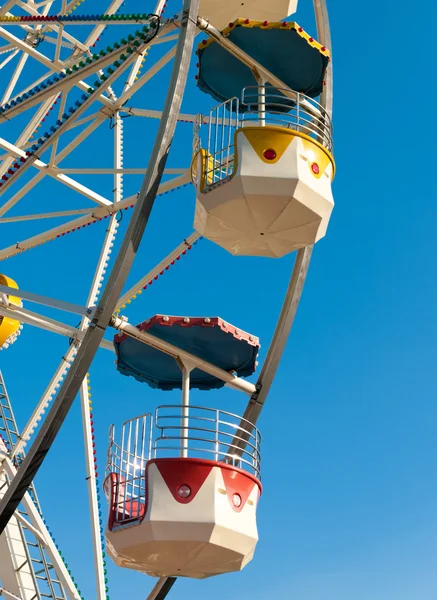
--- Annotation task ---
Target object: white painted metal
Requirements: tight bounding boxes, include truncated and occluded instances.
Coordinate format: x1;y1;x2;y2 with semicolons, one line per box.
1;52;27;104
0;447;37;600
122;0;167;94
193;128;334;257
199;0;298;30
179;364;193;458
115;232;200;310
0;17;155;26
106;462;260;578
0;172;191;260
1;453;80;599
0;302;114;351
0;135;112;216
0;284;92;316
75;110;125;600
0;0;334;597
79;380;107;600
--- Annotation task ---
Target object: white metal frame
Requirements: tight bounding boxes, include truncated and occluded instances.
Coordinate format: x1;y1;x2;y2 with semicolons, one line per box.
0;1;334;599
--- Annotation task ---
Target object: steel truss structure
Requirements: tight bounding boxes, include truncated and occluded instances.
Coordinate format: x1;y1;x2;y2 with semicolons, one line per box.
0;0;333;598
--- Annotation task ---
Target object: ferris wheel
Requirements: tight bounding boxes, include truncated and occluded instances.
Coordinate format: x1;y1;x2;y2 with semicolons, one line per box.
0;0;334;599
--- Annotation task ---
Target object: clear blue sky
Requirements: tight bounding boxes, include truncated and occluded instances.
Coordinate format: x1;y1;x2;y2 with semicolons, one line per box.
1;0;437;599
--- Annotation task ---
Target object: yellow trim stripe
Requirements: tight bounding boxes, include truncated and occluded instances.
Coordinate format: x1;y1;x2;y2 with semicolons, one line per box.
240;126;335;176
198;20;330;57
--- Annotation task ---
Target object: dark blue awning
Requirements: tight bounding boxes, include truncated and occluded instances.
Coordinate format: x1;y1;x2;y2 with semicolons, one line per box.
114;315;259;391
197;20;329;111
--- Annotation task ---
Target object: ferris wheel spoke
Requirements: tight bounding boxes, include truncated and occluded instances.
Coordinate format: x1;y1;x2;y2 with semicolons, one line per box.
0;0;200;536
0;44;150;197
0;302;90;345
79;378;108;600
0;1;18;16
1;50;27;104
115;231;201;311
146;577;177;600
0;49;18;71
0;207;92;223
0;26;55;70
10;206;122;458
0;170;46;217
12;2;90;54
122;0;170;94
0;134;113;216
76;121;125;597
80;0;125;51
53;113;104;164
0;18;171;126
43;33;75;51
48;89;67;161
0;94;61;178
117;43;177;105
0;170;191;260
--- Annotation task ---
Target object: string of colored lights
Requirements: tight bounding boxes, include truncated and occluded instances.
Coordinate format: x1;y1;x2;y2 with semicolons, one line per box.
116;234;202;312
85;373;110;600
0;180;191;260
29;93;62;141
0;4;178;599
0;13;153;23
0;21;160;194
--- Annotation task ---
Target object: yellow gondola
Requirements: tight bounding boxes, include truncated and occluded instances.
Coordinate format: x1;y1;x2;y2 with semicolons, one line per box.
0;274;22;349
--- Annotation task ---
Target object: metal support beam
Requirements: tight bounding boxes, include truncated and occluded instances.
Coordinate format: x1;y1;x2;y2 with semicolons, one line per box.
234;247;313;448
115;232;200;310
0;302;114;351
226;0;334;455
0;284;93;317
314;0;333;116
146;577;177;600
0;172;191;260
0;0;200;535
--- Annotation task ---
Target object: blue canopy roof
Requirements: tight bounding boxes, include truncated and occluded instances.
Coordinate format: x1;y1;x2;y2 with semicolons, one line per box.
197;20;329;111
114;315;260;391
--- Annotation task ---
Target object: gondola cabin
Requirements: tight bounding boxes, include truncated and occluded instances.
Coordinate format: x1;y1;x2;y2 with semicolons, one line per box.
192;21;335;257
105;316;262;579
0;274;22;350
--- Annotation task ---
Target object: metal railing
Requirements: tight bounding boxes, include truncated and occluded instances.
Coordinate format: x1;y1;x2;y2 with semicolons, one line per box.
194;85;333;190
105;414;152;527
154;405;261;478
105;406;261;527
193;97;239;189
241;86;333;152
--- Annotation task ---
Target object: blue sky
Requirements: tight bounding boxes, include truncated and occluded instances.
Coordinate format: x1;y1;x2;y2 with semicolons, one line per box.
1;0;437;599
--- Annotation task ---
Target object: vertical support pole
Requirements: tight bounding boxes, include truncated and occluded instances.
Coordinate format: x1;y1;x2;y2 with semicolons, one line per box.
313;0;333;118
214;409;219;462
257;77;266;127
180;365;191;458
226;99;232;178
219;101;225;180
